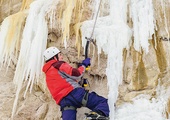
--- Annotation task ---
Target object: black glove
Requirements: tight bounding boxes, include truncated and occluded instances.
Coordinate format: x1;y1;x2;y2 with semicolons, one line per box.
78;78;89;87
82;58;91;68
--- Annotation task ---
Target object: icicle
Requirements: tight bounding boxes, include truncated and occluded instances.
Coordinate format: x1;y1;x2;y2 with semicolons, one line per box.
160;0;169;39
130;0;155;53
0;12;27;69
81;0;131;119
20;0;33;11
0;18;10;68
0;0;32;70
62;0;74;47
62;0;86;48
107;27;131;119
109;0;128;23
11;0;60;118
73;0;86;57
99;0;109;17
46;2;57;31
61;0;87;49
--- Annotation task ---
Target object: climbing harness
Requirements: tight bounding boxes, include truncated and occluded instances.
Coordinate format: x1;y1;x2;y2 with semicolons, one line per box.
82;90;89;107
61;106;76;111
61;90;89;111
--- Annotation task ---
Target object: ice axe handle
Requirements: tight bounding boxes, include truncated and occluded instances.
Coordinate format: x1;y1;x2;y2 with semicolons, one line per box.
85;37;90;71
85;37;89;59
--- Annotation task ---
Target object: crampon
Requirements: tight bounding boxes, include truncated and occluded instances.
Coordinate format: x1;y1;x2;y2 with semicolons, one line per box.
84;111;109;120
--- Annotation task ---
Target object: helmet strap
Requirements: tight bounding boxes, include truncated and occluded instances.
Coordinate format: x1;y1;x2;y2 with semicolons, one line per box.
55;54;59;61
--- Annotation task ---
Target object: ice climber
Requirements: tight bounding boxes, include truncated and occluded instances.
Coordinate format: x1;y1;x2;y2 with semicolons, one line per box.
42;46;110;120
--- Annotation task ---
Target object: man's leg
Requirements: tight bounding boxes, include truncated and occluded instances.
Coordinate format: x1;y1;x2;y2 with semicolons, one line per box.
59;88;85;120
62;109;76;120
86;92;110;117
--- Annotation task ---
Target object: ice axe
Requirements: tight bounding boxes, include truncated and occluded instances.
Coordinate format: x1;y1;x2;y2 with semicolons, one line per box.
84;0;101;71
80;37;95;87
84;37;96;71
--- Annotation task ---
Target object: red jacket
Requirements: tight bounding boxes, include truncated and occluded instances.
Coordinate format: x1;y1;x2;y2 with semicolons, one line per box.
42;60;85;104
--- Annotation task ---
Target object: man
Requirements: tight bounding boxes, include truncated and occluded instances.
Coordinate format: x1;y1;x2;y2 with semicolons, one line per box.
42;46;109;120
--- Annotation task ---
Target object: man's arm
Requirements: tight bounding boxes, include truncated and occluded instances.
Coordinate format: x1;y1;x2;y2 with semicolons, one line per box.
53;61;85;78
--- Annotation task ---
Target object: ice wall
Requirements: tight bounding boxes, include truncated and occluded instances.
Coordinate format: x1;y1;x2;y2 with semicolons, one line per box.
0;0;168;119
81;0;155;119
81;0;131;119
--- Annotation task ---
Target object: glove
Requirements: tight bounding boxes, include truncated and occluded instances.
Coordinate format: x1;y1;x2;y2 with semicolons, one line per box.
82;58;91;68
78;78;89;87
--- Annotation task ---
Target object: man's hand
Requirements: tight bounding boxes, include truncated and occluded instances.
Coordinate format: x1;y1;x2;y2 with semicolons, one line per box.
82;58;91;68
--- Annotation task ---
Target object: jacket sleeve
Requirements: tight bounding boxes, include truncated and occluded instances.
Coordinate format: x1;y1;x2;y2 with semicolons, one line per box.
53;61;85;79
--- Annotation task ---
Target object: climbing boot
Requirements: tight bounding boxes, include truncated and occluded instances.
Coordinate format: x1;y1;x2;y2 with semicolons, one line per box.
84;111;109;120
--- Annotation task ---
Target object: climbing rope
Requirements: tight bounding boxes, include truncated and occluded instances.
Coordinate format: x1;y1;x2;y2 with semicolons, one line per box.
90;0;102;39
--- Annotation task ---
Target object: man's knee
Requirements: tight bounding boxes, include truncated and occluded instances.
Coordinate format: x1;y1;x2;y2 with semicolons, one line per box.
62;109;77;120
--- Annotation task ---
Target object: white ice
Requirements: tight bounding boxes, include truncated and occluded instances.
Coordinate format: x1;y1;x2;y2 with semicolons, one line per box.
11;0;60;117
81;0;168;120
115;84;170;120
0;0;168;119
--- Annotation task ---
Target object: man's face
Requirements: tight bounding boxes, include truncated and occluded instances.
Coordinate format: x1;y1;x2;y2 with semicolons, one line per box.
58;53;63;61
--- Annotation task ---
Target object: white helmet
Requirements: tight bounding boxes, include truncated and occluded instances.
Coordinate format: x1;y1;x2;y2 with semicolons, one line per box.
43;47;60;61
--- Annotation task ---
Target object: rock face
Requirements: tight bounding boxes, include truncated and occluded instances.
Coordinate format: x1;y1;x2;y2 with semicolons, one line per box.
0;0;170;119
0;0;22;23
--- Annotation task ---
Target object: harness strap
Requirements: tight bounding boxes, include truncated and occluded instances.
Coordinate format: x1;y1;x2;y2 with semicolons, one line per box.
82;90;89;107
62;106;76;111
62;89;89;112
